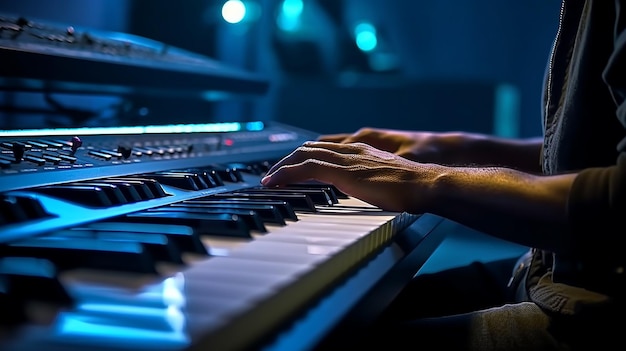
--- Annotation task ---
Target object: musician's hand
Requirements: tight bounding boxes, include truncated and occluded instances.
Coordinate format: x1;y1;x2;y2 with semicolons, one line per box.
261;141;443;213
318;127;464;164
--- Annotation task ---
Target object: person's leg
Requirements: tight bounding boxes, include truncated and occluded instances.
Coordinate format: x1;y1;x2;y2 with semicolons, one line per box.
377;256;520;322
369;302;564;350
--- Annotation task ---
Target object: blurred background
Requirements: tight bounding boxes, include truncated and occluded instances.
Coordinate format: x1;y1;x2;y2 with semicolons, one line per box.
0;0;558;275
0;0;560;138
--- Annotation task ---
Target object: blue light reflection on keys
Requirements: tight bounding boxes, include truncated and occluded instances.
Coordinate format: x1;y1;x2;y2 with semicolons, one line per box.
55;273;188;350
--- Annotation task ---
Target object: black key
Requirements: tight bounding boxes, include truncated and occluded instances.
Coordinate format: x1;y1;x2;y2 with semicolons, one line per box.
145;172;201;191
115;177;168;198
99;180;143;202
56;229;185;264
68;182;128;205
31;185;113;207
83;222;208;255
211;192;317;212
210;165;244;183
0;238;157;273
149;206;267;233
179;169;224;187
0;257;73;305
107;178;156;200
225;162;269;175
285;183;349;199
187;198;298;221
244;187;336;205
12;195;49;221
0;195;49;224
122;211;252;238
176;201;286;225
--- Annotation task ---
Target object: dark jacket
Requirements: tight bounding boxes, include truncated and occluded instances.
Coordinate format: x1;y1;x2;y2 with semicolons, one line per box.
528;0;626;319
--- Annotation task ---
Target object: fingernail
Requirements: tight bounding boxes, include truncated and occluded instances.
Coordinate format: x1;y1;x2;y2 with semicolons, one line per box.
260;176;270;185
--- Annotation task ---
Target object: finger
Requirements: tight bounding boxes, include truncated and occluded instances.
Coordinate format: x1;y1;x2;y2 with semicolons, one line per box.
261;159;349;188
264;143;359;176
317;133;351;142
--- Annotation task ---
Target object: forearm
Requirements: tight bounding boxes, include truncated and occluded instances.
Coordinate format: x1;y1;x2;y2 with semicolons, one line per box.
425;165;575;251
448;133;544;173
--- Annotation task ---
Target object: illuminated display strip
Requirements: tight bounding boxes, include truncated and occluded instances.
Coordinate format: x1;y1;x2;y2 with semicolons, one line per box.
0;122;265;137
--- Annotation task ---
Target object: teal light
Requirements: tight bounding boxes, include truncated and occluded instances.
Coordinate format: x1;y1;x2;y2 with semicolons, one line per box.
354;22;378;52
493;84;520;137
0;122;247;137
277;0;304;31
245;121;265;131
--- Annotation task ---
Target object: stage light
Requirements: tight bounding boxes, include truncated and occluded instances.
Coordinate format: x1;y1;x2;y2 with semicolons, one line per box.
354;22;377;52
277;0;304;32
222;0;246;24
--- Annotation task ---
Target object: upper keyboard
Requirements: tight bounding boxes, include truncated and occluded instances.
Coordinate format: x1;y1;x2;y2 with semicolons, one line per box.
0;14;269;96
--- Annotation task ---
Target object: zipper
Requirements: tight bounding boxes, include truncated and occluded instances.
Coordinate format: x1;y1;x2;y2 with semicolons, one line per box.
544;0;566;131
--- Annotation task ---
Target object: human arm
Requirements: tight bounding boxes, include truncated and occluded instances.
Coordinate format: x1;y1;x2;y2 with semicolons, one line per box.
319;128;544;173
261;141;624;254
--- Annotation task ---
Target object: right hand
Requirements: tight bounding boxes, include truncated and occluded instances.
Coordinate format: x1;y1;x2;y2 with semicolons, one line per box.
318;127;466;164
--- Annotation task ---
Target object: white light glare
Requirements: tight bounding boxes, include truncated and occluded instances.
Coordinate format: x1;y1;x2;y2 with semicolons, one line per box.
222;0;247;24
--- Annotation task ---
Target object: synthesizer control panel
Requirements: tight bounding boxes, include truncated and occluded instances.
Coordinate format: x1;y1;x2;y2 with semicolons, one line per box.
0;122;316;193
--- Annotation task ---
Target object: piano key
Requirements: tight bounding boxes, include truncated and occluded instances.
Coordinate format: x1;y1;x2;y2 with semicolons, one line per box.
243;186;336;205
82;222;209;256
55;229;185;264
31;185;114;207
106;178;157;200
112;177;169;198
0;237;158;273
122;211;252;238
286;182;349;199
0;257;73;306
146;206;268;233
145;172;202;191
67;182;129;205
167;171;212;189
179;168;224;187
225;161;271;175
0;194;50;224
211;192;317;212
98;180;143;202
210;165;244;183
173;202;287;225
183;198;299;221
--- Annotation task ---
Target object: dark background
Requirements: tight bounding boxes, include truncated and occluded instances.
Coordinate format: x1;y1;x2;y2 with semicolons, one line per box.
0;0;561;138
